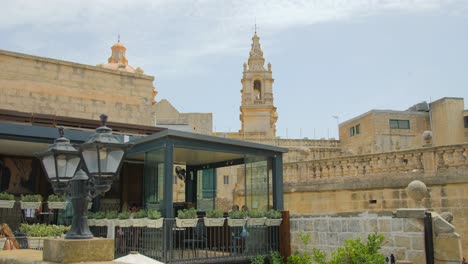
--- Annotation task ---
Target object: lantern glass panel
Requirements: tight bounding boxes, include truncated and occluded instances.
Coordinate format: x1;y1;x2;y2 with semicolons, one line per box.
82;148;98;173
64;156;80;179
42;155;56;179
100;148;124;173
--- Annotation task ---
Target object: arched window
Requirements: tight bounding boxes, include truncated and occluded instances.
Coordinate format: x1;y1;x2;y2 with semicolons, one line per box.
253;80;262;100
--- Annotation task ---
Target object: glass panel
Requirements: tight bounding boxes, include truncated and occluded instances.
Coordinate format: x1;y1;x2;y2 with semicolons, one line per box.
82;148;98;173
389;119;399;129
144;148;165;214
104;149;124;173
245;155;270;211
42;155;56;179
65;156;80;179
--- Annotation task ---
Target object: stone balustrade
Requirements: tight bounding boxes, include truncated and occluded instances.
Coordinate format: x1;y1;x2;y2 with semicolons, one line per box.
283;144;468;191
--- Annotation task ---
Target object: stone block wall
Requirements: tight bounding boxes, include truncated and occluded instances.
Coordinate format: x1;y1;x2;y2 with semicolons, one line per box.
290;214;426;264
0;50;156;126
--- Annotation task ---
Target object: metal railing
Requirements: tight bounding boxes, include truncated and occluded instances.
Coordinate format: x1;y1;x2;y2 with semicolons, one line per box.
90;218;280;263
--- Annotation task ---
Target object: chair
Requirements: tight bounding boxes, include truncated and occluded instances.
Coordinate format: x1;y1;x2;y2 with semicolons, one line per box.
183;221;207;257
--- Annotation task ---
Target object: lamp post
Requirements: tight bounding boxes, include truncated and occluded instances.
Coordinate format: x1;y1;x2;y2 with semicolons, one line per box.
37;114;130;239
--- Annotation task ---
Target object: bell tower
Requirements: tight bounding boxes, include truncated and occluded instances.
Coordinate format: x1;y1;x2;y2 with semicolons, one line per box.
239;32;278;138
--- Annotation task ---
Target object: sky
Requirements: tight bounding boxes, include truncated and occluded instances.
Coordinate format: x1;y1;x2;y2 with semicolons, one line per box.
1;0;467;139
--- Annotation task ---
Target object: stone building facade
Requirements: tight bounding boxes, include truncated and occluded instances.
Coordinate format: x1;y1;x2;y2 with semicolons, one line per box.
0;44;156;126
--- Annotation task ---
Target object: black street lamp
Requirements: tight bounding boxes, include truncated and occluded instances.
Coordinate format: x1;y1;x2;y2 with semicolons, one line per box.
38;114;131;239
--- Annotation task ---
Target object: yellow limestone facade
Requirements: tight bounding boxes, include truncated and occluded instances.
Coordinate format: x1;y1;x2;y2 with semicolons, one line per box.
239;33;278;139
0;41;156;126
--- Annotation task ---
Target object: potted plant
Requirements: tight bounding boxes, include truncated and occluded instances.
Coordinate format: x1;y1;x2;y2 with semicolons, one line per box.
87;212;96;226
117;210;131;227
0;192;15;208
265;210;283;226
20;194;42;210
131;209;148;227
105;210;119;226
204;209;225;227
147;209;163;228
19;223;69;249
227;210;247;227
247;210;266;226
94;211;106;226
176;208;198;228
47;194;66;210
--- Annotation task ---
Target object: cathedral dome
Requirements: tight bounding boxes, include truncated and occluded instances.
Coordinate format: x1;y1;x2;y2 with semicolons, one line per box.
98;39;142;74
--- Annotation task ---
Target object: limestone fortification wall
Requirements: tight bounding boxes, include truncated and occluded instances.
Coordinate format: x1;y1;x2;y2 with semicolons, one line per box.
283;144;468;255
0;50;156;126
290;214;426;263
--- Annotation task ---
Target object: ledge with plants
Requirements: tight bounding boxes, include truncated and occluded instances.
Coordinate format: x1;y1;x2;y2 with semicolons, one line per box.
87;212;96;226
93;211;107;226
265;210;283;226
47;194;66;210
19;223;70;249
131;209;148;227
20;194;42;210
147;209;163;228
247;210;266;226
0;192;15;208
204;209;225;227
227;210;247;227
105;210;119;226
117;210;131;227
176;208;198;228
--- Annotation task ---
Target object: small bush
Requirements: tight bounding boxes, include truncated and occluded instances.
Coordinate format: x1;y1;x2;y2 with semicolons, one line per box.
251;255;265;264
47;194;65;202
118;210;130;219
133;209;147;219
105;210;119;219
87;212;95;219
228;210;246;219
94;211;106;219
206;209;224;218
147;209;162;220
177;208;197;219
21;194;42;202
19;224;70;237
248;210;265;218
270;251;284;264
0;192;15;200
266;210;282;219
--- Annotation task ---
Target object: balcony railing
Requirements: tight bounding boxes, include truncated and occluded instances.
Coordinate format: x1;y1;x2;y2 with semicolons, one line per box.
90;218;281;263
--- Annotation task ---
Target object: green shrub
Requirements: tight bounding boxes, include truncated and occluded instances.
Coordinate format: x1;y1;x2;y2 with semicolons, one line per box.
133;209;147;219
0;192;15;200
251;255;265;264
118;210;130;219
228;210;246;219
287;232;311;264
270;251;284;264
105;210;118;219
206;209;224;218
147;209;162;220
177;208;197;219
94;211;106;219
21;194;42;202
87;212;95;219
47;194;65;202
248;210;265;218
19;224;70;237
266;210;282;219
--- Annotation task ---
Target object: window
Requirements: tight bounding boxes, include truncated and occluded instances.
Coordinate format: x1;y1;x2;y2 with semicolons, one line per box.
349;127;355;136
390;119;410;129
350;124;360;137
355;124;361;135
464;116;468;128
223;175;229;185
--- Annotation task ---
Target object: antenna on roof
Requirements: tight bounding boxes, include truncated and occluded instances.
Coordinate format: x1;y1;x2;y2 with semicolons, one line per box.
118;34;120;43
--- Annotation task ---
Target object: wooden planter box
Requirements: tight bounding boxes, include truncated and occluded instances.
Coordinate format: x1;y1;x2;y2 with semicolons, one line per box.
0;200;15;209
227;218;247;227
48;201;66;210
175;218;198;228
204;217;225;227
20;202;41;210
247;217;266;226
265;218;282;226
147;218;164;229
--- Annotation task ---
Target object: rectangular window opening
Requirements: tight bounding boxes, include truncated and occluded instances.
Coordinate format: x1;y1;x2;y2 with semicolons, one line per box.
390;119;410;129
223;175;229;185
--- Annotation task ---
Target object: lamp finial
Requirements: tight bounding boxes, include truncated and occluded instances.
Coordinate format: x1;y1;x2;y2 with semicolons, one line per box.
58;127;64;138
100;114;108;127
